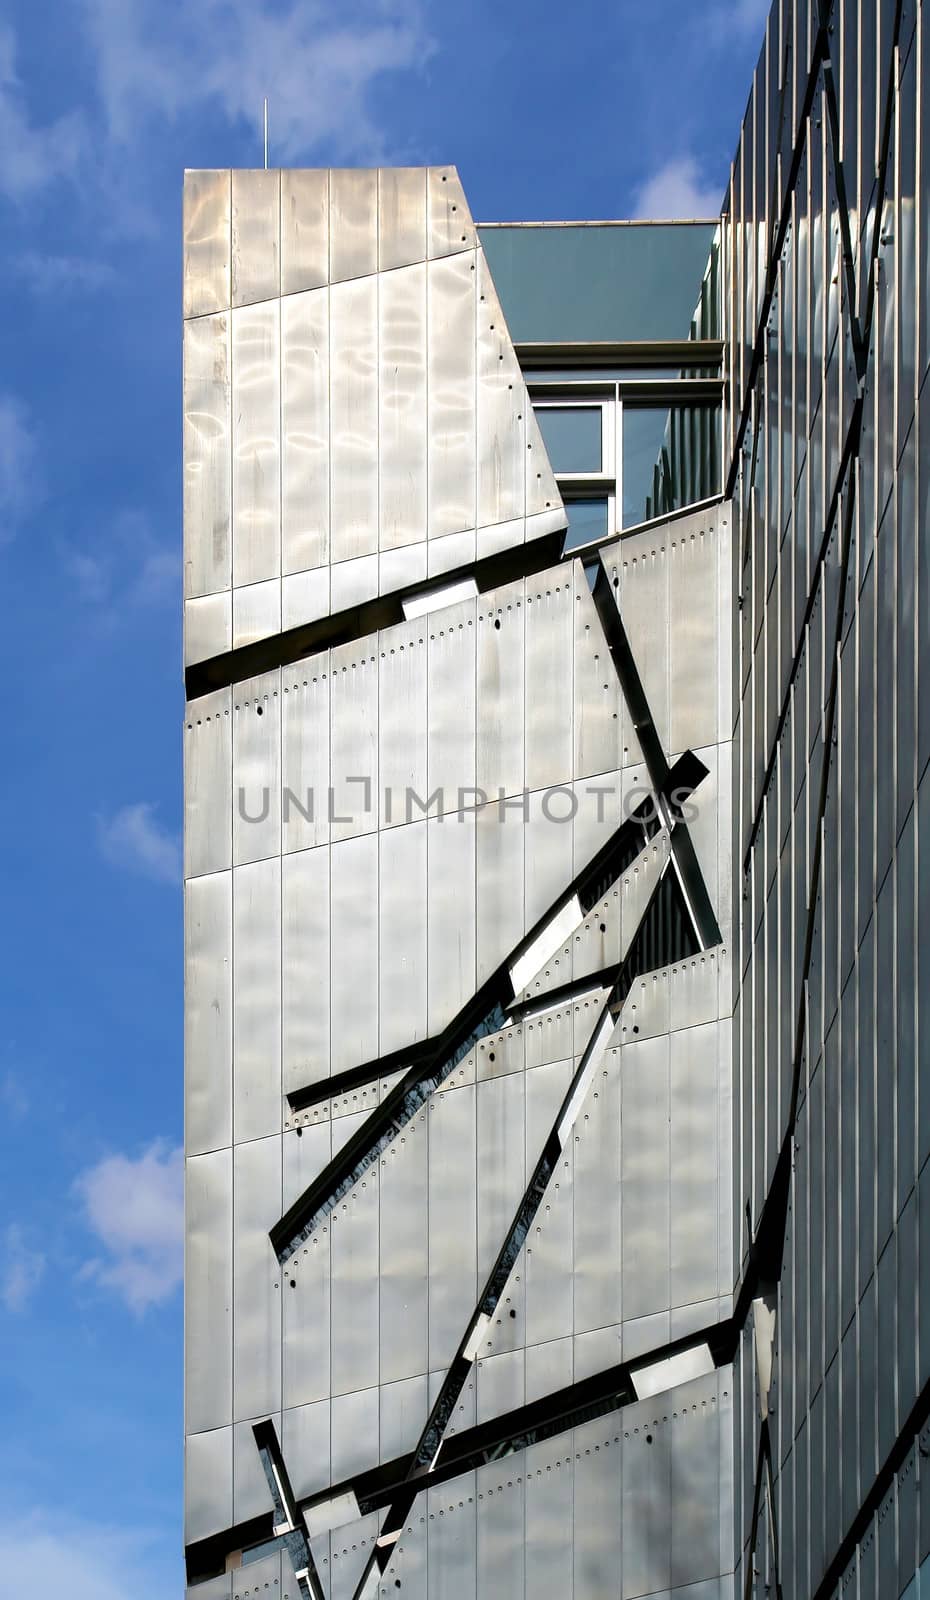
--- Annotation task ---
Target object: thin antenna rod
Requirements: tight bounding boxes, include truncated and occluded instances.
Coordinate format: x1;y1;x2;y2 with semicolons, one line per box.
263;97;268;169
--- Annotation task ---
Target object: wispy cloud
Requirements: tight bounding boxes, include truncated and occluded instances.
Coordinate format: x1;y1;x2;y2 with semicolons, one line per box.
1;1224;46;1313
0;392;41;543
12;251;117;296
75;1141;183;1314
83;0;434;161
97;803;181;886
0;1069;29;1121
0;23;87;200
62;508;179;612
0;1511;173;1600
633;156;723;220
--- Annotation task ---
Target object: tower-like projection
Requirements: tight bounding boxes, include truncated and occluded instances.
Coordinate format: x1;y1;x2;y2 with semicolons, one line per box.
183;168;735;1598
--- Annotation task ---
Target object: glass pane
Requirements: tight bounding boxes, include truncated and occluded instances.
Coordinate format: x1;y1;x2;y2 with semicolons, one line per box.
535;406;602;473
563;498;609;550
622;404;721;527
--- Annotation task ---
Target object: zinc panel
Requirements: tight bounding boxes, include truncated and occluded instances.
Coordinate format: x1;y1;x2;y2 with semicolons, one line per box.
378;261;428;551
183;311;231;600
280;168;329;295
427;250;477;539
231;300;281;587
281;287;330;577
330;274;379;563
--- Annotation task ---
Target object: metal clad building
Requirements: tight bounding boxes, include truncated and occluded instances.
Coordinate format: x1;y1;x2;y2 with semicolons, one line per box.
182;4;930;1595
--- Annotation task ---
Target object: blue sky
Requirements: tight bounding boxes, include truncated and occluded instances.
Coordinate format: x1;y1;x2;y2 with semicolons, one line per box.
0;0;767;1592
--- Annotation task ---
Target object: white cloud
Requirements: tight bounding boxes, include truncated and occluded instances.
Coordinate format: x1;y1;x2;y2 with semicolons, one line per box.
1;1224;46;1313
0;1069;29;1120
97;803;181;886
63;509;179;611
0;392;41;542
0;1512;175;1600
633;156;724;220
0;23;87;200
12;251;117;296
83;0;434;160
75;1141;183;1313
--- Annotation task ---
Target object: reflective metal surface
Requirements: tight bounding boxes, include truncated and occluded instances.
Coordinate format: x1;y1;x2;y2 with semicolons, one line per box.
184;165;737;1596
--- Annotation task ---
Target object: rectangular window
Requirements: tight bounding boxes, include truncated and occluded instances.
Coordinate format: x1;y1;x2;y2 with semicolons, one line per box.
535;405;603;473
621;403;720;528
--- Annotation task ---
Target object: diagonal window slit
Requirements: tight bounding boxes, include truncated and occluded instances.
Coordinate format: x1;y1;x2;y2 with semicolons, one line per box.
587;554;721;949
352;854;708;1590
271;753;707;1265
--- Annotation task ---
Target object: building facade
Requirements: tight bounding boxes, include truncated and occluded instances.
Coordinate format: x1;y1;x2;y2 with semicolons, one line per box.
182;4;929;1598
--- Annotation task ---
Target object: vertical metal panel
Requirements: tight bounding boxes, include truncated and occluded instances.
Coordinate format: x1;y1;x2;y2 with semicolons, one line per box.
573;1040;621;1336
524;571;574;792
670;1373;723;1588
573;561;622;782
475;793;525;988
330;1386;379;1483
185;689;232;879
525;1434;574;1598
329;168;378;283
281;287;330;577
524;1128;573;1350
426;1476;478;1600
282;1397;331;1501
329;641;378;842
233;856;281;1144
427;250;477;539
330;274;378;563
620;1035;671;1320
183;169;230;318
476;1072;526;1284
281;668;330;857
670;1022;720;1309
476;248;525;530
233;672;281;865
427;166;475;259
428;1081;477;1371
476;1459;525;1599
186;1149;233;1434
231;300;281;587
572;1415;621;1600
379;620;428;830
426;810;476;1034
185;1425;233;1544
232;576;280;649
379;166;428;272
183;311;231;600
523;783;574;934
184;590;232;666
232;1135;281;1423
282;1124;332;1407
379;1105;429;1385
379;820;428;1058
525;1335;572;1404
329;832;379;1075
524;396;562;519
476;581;525;802
281;169;329;296
185;869;232;1156
382;1507;428;1600
380;1375;429;1465
282;846;330;1098
330;1167;380;1398
427;597;477;811
619;535;670;755
669;519;719;754
329;1511;380;1600
231;168;280;307
476;1348;525;1421
379;261;428;551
